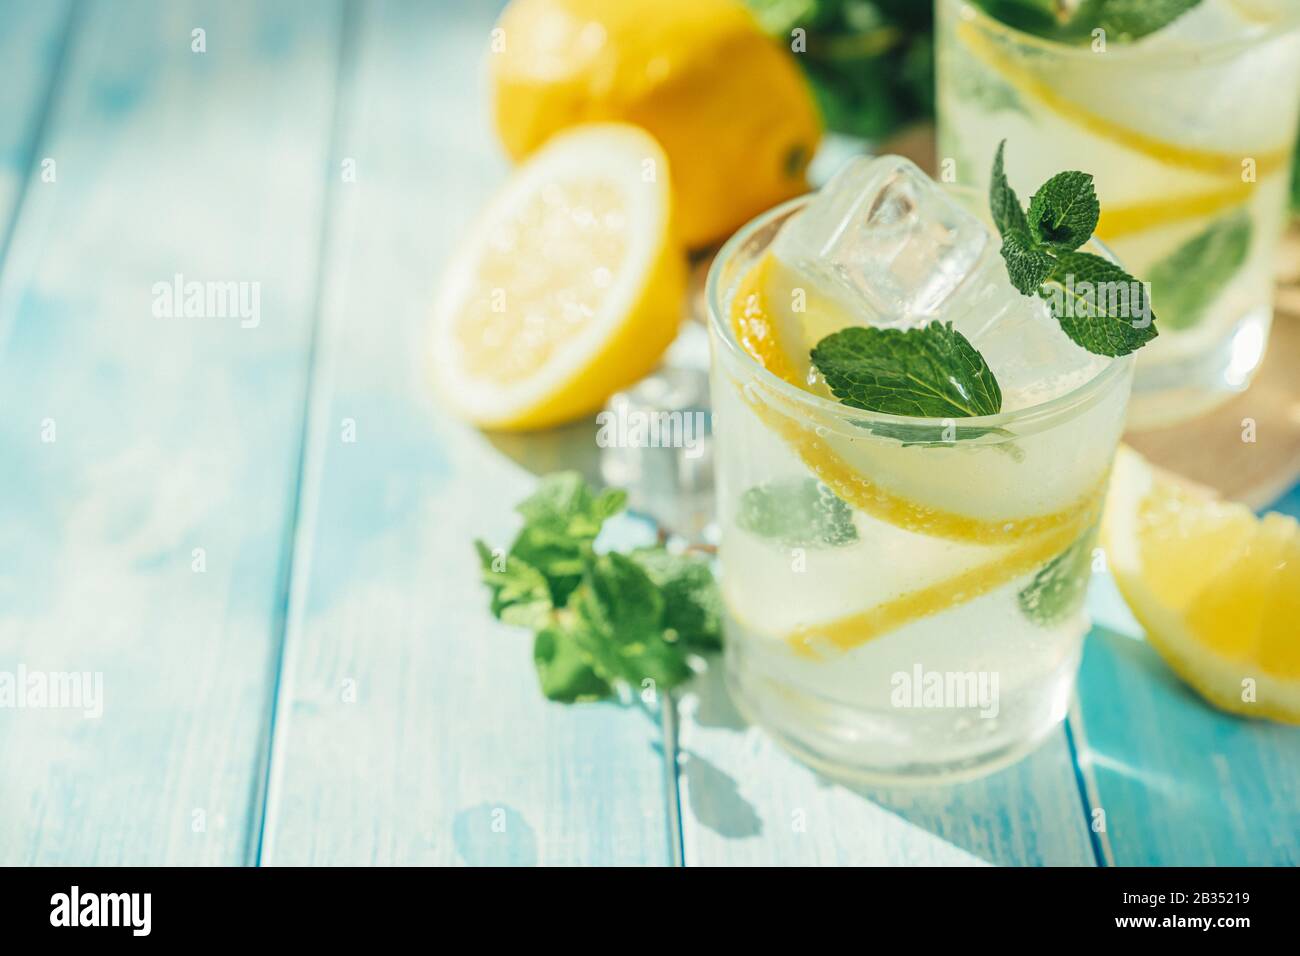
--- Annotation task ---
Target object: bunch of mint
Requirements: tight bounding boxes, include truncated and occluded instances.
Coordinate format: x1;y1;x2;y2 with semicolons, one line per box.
972;0;1203;44
744;0;934;141
475;473;721;703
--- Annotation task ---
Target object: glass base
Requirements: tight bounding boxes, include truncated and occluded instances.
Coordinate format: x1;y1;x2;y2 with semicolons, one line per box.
1126;306;1271;431
724;639;1077;786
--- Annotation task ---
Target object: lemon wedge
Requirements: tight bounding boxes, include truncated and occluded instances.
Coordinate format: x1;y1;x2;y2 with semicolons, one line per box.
430;123;685;430
1101;445;1300;723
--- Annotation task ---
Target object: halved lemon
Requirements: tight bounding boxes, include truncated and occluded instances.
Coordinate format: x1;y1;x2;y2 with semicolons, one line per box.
1101;445;1300;723
430;123;685;430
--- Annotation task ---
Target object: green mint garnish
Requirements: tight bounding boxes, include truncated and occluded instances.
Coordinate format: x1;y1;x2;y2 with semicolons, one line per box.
990;139;1030;240
1040;251;1158;356
811;321;1003;418
1147;211;1252;331
738;479;858;549
974;0;1202;43
1026;170;1099;250
991;140;1158;357
999;228;1056;295
476;472;720;703
1017;532;1095;625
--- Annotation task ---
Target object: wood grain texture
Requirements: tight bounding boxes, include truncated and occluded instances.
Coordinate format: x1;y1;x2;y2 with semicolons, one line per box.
256;0;675;866
1075;574;1300;866
0;0;73;250
0;0;343;863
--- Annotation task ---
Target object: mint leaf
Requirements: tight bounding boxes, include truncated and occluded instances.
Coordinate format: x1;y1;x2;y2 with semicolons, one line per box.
509;471;625;605
1017;533;1095;625
811;322;1003;418
990;140;1029;239
991;141;1056;293
574;553;694;691
516;472;626;540
737;479;858;549
990;142;1159;357
1000;229;1056;295
1100;0;1202;40
533;622;612;703
1026;171;1098;251
1148;211;1251;331
627;548;722;651
582;552;665;640
974;0;1201;43
475;541;552;629
1041;251;1158;356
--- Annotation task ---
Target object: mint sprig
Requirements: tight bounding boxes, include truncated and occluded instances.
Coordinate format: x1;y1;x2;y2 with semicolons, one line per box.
476;473;720;703
991;140;1158;357
811;321;1003;418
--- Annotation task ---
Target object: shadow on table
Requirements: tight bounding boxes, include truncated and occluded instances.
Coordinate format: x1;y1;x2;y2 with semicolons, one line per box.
483;418;602;486
683;658;1096;866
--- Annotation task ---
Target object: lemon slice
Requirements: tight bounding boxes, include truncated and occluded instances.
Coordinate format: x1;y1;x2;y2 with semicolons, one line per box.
430;123;685;430
1101;445;1300;723
1097;181;1256;242
955;18;1292;183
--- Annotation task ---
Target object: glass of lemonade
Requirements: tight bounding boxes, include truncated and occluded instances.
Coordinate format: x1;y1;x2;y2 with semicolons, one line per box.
936;0;1300;428
706;156;1134;783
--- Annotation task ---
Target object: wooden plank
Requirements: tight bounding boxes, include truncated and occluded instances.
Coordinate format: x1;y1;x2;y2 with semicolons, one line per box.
1074;565;1300;866
0;0;73;239
257;0;674;866
677;667;1097;865
0;0;343;864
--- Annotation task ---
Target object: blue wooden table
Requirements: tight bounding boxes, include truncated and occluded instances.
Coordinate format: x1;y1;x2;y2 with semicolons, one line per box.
1;0;1296;867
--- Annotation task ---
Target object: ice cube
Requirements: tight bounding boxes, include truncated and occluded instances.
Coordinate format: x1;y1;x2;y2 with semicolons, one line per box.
766;153;1109;411
965;291;1111;410
772;155;990;328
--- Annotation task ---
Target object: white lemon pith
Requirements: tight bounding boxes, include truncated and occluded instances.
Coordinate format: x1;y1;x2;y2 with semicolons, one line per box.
1102;446;1300;723
430;124;684;430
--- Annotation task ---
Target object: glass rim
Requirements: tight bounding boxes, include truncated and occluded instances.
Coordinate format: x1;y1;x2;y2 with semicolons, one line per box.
946;0;1300;65
705;191;1135;434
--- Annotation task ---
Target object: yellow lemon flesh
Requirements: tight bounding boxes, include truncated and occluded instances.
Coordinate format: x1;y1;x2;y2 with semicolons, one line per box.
430;124;684;430
490;0;821;247
1101;445;1300;724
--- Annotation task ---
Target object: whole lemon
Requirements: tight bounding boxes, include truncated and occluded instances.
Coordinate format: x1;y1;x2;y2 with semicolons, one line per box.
490;0;822;248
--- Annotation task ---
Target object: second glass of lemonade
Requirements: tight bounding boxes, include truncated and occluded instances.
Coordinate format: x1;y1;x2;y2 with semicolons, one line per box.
707;157;1134;783
936;0;1300;427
